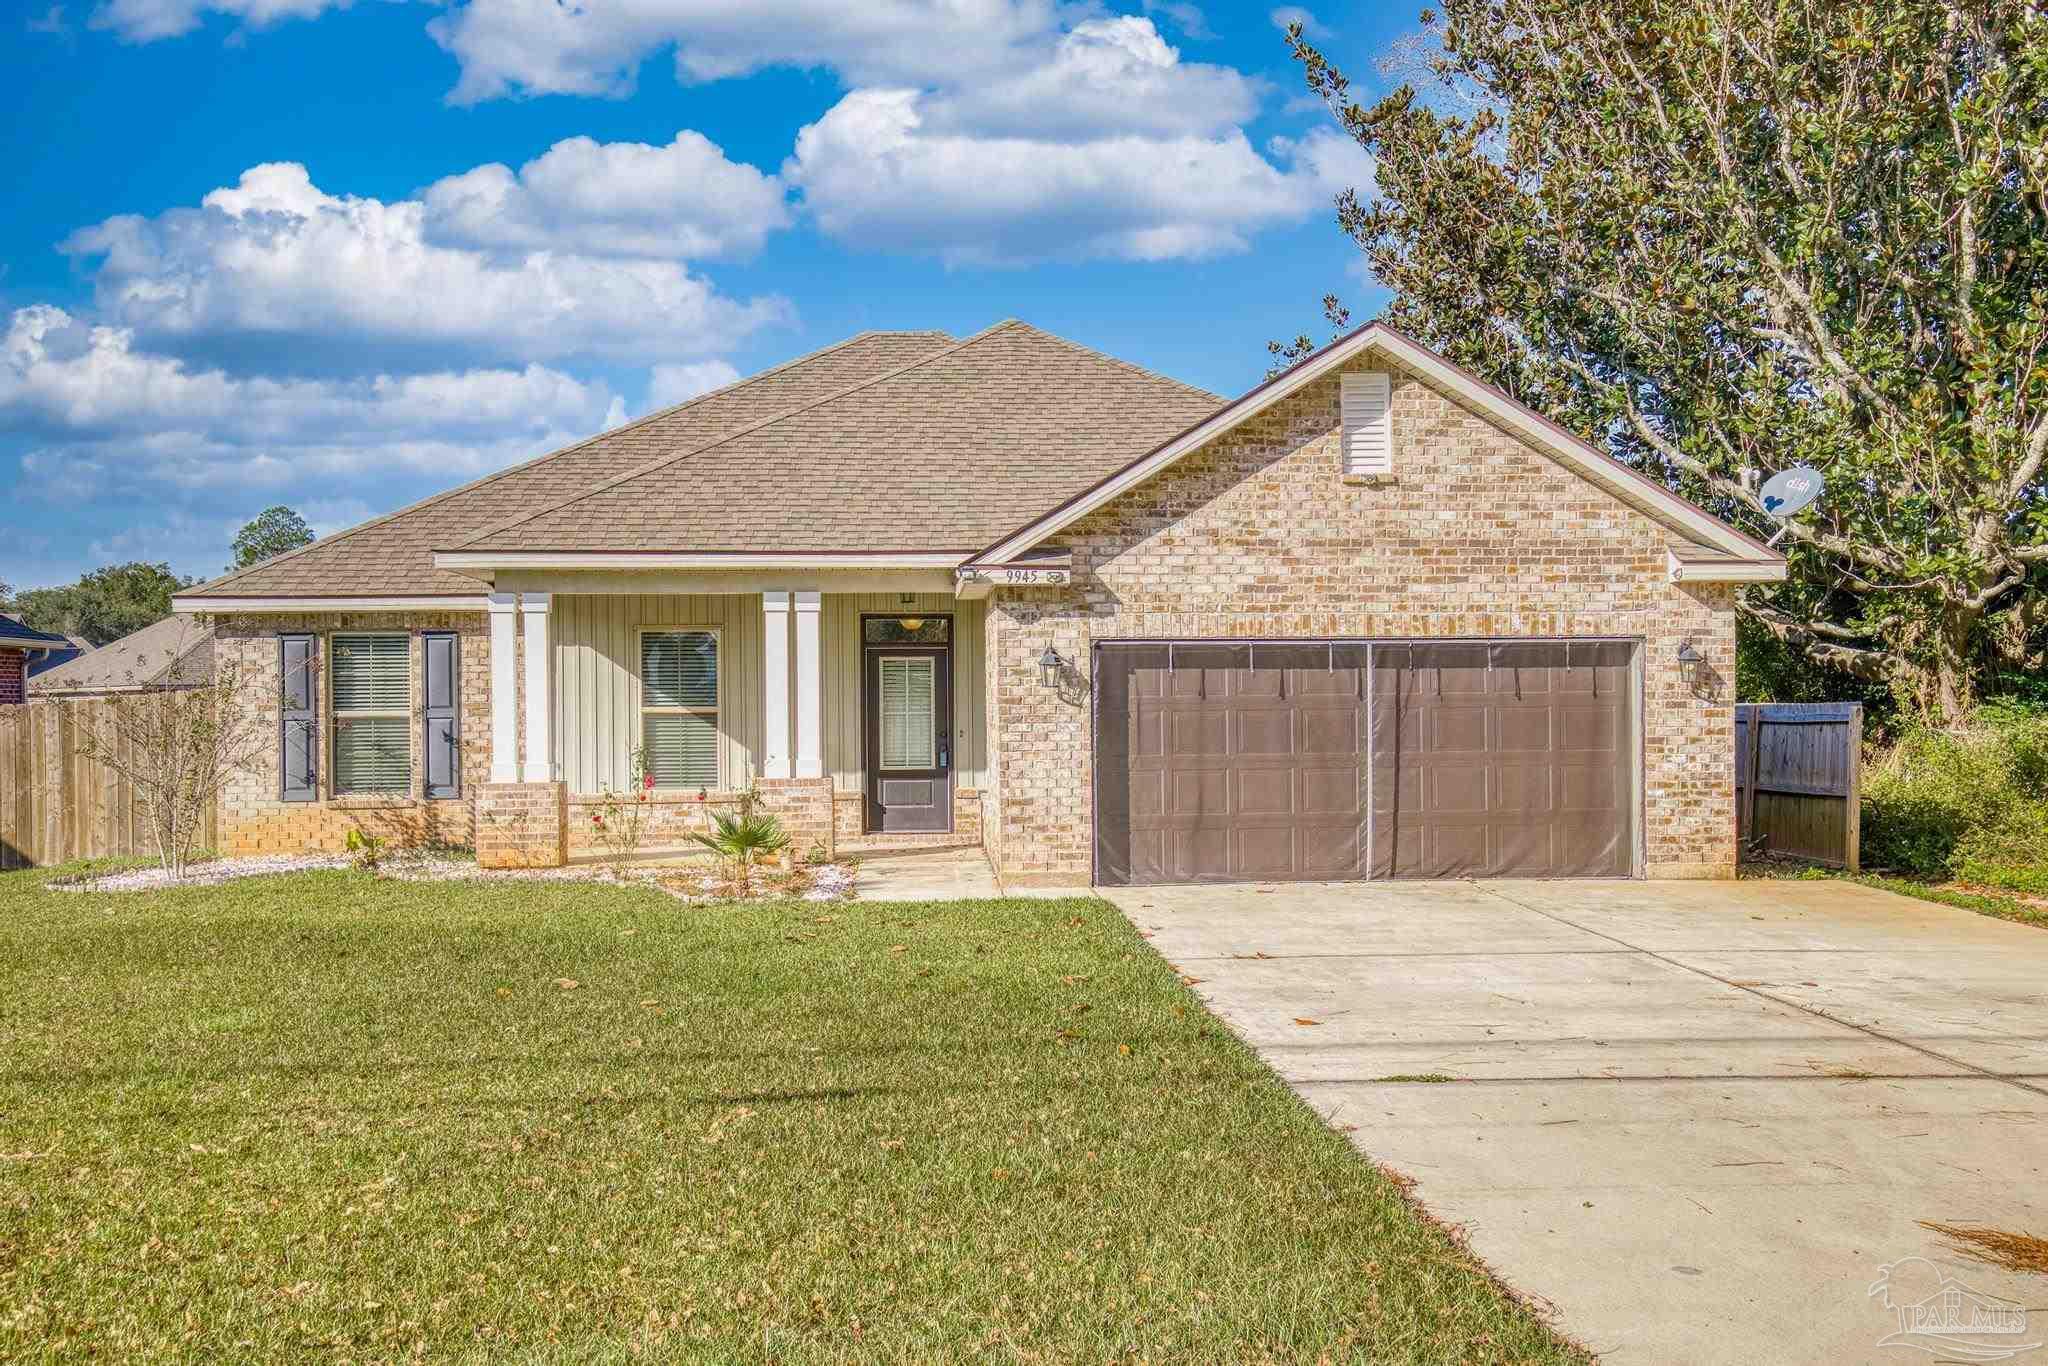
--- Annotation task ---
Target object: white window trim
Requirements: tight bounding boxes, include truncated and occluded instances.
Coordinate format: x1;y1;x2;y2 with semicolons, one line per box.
635;625;725;791
327;629;414;798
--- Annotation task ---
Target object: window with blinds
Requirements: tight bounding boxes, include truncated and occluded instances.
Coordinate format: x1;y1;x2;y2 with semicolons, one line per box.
331;633;412;794
877;655;936;769
641;630;719;789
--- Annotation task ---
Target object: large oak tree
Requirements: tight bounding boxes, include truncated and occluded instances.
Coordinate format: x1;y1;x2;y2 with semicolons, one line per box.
1286;0;2048;721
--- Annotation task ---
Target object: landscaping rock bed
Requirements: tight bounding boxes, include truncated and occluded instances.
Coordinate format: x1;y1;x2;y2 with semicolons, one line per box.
52;850;862;903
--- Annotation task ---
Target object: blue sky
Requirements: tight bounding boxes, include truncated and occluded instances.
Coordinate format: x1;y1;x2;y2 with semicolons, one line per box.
1;0;1407;589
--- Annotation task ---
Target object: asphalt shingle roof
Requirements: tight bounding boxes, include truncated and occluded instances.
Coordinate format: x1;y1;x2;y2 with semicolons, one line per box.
178;329;976;599
28;615;213;694
177;323;1222;599
0;615;72;646
453;321;1224;555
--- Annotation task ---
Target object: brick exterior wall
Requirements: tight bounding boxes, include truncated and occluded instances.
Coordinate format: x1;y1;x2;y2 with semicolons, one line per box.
0;649;22;706
477;782;567;868
983;355;1741;885
567;779;837;860
210;612;493;855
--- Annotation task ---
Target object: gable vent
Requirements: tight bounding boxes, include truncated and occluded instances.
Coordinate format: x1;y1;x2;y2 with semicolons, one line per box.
1341;371;1393;477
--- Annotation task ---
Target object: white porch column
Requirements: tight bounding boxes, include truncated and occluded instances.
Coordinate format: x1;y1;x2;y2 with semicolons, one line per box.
488;592;520;783
520;592;555;782
794;590;823;778
762;591;792;778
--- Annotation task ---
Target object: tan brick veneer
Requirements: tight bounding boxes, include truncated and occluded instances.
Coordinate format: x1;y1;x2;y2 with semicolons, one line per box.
983;357;1740;886
210;612;493;855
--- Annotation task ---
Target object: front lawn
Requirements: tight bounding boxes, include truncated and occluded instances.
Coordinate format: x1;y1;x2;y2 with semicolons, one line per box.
0;869;1578;1363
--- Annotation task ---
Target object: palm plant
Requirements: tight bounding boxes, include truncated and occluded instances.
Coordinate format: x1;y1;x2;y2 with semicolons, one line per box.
691;809;790;895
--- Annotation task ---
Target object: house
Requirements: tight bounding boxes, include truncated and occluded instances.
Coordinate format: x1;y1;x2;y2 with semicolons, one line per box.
0;615;75;705
28;615;213;698
171;321;1785;884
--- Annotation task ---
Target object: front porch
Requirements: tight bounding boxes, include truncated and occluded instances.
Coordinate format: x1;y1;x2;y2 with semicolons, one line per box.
473;581;990;868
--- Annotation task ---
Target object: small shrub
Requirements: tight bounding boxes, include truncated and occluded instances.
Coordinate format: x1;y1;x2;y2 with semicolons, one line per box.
1861;702;2048;886
344;828;385;872
691;810;790;896
589;748;657;871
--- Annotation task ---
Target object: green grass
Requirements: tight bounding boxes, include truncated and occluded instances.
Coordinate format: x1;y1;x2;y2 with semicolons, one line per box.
1744;863;2048;931
0;868;1578;1364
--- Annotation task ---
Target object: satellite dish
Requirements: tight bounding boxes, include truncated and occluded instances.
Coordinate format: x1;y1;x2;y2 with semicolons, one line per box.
1759;465;1824;519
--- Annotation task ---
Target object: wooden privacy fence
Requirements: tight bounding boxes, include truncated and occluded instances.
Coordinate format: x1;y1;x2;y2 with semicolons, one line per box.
0;697;212;869
1736;702;1863;871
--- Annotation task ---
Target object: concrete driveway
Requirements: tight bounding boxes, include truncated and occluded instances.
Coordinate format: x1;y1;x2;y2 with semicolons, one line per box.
1102;878;2048;1364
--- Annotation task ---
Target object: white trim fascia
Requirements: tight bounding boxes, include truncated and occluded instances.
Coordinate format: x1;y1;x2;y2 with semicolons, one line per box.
433;551;966;572
761;592;793;779
1666;550;1788;584
173;595;490;613
975;323;1781;569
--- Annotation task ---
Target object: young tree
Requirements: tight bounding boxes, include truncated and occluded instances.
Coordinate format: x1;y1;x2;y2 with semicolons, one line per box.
69;623;276;880
11;562;191;646
1283;0;2048;721
229;506;316;570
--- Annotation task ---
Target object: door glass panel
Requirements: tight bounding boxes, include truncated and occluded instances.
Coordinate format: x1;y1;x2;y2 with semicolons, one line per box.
879;656;936;769
865;616;951;645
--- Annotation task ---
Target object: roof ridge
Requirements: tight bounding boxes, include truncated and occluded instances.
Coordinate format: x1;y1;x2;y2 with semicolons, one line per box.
443;321;1023;553
180;329;947;599
998;320;1226;406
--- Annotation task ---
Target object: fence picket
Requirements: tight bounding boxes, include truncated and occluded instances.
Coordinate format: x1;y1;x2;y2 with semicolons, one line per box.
1735;702;1863;870
0;696;212;868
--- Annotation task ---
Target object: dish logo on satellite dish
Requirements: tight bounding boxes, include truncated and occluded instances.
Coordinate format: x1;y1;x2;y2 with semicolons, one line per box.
1761;465;1824;519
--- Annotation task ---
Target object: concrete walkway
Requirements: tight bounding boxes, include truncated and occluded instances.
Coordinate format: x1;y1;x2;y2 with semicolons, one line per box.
850;847;1092;901
1103;878;2048;1364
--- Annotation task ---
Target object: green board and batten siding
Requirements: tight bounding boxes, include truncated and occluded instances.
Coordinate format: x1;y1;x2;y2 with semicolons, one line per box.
551;594;766;795
549;592;986;798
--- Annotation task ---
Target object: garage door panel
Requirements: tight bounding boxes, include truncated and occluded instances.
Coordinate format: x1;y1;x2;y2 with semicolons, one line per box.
1299;706;1359;755
1495;764;1556;814
1497;706;1554;752
1236;709;1295;755
1301;766;1362;816
1238;768;1295;815
1169;768;1229;815
1176;830;1232;880
1236;827;1300;877
1432;705;1490;752
1430;764;1490;813
1171;710;1229;756
1562;705;1620;752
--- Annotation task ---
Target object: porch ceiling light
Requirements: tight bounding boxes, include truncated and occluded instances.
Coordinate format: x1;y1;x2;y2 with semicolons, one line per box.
1038;643;1067;688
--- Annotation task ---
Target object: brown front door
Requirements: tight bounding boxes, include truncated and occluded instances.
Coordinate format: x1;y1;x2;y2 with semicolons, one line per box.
865;642;952;833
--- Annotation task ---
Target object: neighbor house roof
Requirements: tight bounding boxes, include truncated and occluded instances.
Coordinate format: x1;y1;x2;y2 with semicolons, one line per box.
27;615;213;695
0;615;72;648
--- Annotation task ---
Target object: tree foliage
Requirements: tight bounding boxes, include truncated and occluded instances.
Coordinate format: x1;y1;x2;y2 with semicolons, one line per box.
229;505;316;570
11;562;191;646
1286;0;2048;721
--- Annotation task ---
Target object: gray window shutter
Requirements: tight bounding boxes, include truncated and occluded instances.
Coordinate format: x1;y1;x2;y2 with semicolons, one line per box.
280;634;317;802
423;632;460;799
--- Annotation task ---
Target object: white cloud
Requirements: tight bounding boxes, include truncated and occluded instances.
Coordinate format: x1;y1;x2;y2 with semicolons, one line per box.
646;360;741;410
1270;6;1330;40
1;304;621;492
927;17;1259;140
427;0;1059;104
785;88;1369;266
63;161;787;366
421;131;789;261
90;0;348;43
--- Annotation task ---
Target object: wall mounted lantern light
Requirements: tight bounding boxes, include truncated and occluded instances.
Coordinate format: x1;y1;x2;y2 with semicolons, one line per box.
1676;640;1704;690
1038;643;1068;688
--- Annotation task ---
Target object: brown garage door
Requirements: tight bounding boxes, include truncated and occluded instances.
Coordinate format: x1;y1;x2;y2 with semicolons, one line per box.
1370;641;1636;879
1094;640;1636;885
